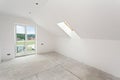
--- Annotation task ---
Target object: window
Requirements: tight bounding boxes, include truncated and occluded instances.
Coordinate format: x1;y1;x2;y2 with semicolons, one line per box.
57;22;80;39
15;24;36;57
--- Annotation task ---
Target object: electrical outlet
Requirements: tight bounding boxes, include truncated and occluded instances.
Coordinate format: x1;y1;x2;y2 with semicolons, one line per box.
7;53;11;56
41;43;44;45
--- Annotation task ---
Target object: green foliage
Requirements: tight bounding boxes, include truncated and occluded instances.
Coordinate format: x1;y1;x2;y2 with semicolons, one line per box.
27;34;35;38
16;40;35;45
17;34;25;40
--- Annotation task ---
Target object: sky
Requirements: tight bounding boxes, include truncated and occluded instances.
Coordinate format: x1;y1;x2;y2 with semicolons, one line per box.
16;25;35;34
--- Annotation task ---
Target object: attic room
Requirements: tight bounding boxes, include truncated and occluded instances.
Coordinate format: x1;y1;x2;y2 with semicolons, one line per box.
0;0;120;80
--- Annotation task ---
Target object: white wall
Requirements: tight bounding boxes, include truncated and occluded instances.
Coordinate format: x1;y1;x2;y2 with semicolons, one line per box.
37;27;56;53
0;13;56;61
0;42;1;63
56;38;120;78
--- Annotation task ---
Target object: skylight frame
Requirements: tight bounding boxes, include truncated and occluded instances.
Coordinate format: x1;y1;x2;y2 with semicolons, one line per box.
57;21;80;39
57;22;73;37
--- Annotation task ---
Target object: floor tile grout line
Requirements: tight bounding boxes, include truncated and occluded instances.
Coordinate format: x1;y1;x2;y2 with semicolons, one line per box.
20;64;61;80
36;74;39;80
60;65;81;80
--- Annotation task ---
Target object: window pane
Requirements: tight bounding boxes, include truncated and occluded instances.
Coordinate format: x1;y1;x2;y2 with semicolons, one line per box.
26;26;36;54
16;25;25;34
16;34;25;41
26;26;35;34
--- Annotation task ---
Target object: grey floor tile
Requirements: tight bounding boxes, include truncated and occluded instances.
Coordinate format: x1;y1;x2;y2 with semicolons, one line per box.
0;52;119;80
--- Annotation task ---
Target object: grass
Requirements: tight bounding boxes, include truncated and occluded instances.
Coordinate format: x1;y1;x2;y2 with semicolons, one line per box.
16;40;36;54
16;40;35;45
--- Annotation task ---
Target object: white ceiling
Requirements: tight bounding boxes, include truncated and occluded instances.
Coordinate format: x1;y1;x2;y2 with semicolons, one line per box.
0;0;120;39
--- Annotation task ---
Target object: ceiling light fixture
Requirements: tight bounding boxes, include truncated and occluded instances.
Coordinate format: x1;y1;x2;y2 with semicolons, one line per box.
35;2;39;5
29;12;31;14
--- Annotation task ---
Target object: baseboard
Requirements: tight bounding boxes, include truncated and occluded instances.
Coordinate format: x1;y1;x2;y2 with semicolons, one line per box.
37;51;57;54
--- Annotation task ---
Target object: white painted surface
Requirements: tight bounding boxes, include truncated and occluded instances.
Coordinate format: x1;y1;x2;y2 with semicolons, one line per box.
0;0;120;39
37;27;56;53
0;13;56;61
0;43;1;63
56;38;120;78
0;0;119;78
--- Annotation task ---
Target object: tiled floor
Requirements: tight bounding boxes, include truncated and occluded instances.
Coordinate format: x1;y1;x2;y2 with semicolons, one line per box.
0;52;119;80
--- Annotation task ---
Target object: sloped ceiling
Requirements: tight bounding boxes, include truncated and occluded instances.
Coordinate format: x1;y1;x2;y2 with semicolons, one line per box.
0;0;120;39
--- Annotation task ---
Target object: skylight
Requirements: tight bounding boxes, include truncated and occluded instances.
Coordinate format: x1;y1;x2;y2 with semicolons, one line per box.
57;22;72;37
57;22;80;39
